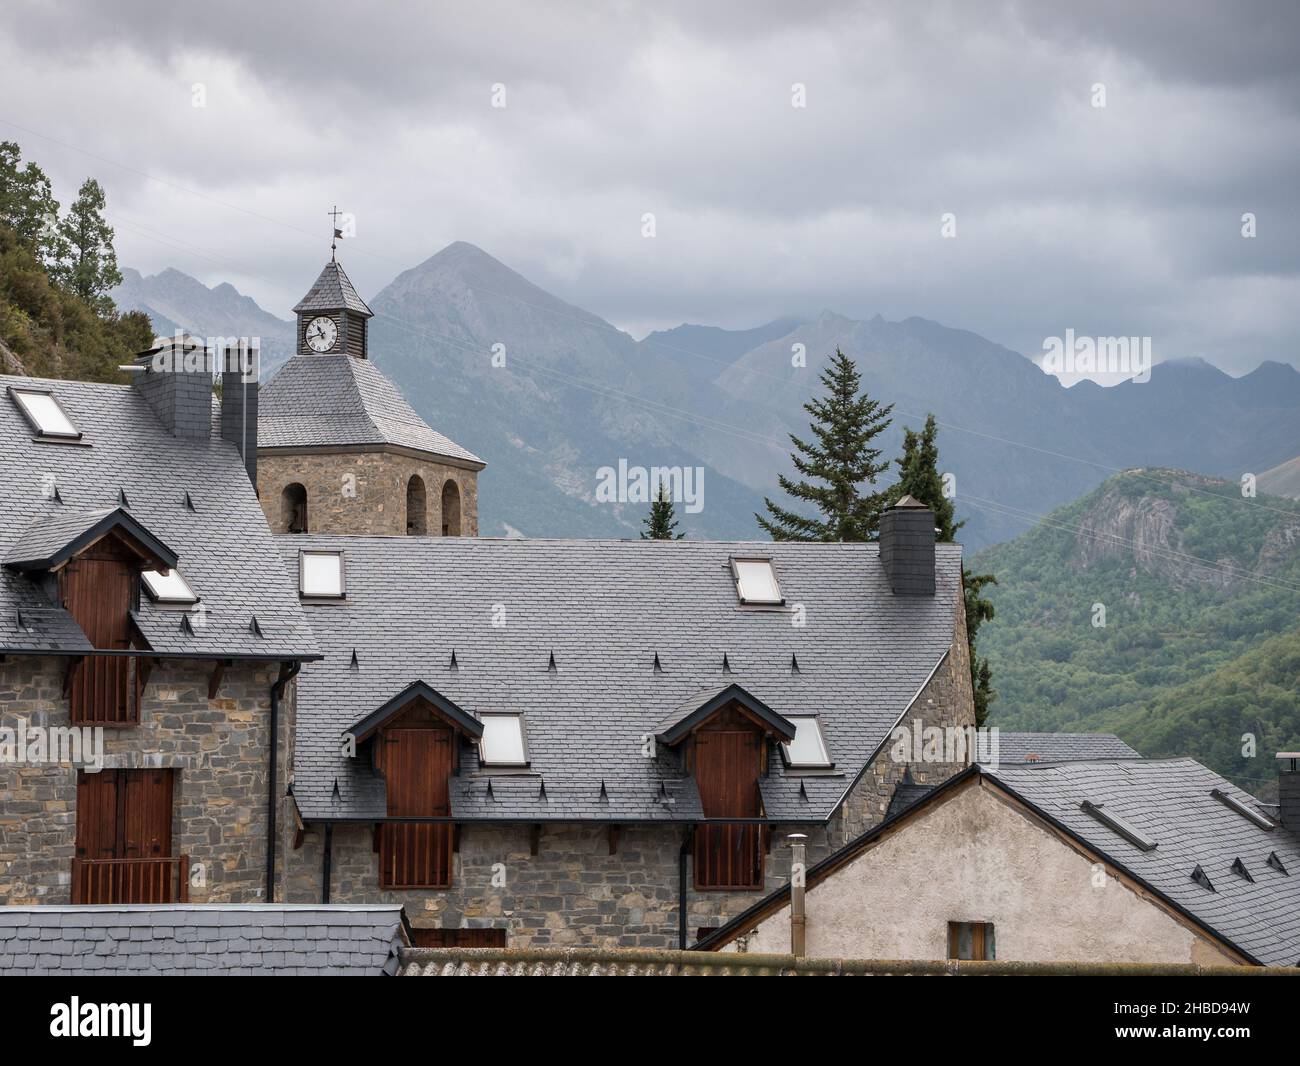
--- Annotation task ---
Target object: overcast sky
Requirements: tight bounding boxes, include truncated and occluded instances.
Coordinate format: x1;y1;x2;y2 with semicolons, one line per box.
2;0;1297;375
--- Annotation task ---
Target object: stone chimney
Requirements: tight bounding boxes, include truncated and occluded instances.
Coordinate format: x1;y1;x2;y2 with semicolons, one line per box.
879;495;936;596
220;340;259;484
132;334;212;440
1279;753;1300;830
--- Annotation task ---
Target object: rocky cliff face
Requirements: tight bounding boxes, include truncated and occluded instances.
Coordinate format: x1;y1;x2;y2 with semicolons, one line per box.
1069;470;1300;591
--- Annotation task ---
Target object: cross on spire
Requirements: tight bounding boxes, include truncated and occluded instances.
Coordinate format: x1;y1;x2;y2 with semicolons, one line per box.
328;205;344;260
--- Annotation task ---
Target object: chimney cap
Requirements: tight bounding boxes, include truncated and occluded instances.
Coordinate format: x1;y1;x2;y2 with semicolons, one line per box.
892;494;931;510
1276;752;1300;759
786;832;808;843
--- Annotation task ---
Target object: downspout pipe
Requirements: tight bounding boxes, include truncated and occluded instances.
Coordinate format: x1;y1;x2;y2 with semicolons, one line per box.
678;827;693;949
322;824;333;904
266;660;301;902
789;833;808;958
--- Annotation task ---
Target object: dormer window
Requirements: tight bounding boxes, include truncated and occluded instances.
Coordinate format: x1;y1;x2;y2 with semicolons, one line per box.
9;386;82;440
781;716;832;768
299;550;344;599
731;557;782;605
478;713;528;767
141;567;198;606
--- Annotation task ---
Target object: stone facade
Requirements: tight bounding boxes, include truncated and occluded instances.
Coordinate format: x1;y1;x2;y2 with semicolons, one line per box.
279;616;976;947
258;449;479;537
0;655;287;906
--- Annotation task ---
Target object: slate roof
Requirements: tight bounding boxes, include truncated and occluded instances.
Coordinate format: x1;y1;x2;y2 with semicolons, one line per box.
886;731;1143;819
0;905;406;975
292;259;373;317
990;758;1300;968
987;731;1140;764
699;759;1300;967
282;535;963;823
259;354;484;465
5;506;176;571
0;374;318;660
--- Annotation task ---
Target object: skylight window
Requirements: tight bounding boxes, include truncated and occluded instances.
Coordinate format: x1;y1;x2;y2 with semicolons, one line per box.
1210;788;1275;830
1080;800;1157;851
299;550;345;598
478;713;528;767
141;567;198;605
9;386;81;440
782;716;832;768
732;558;782;605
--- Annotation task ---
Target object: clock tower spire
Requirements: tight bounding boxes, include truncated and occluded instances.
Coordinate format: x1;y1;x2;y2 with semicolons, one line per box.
292;255;373;358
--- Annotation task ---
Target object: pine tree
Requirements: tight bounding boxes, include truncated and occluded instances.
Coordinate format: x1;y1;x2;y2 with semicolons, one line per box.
884;408;997;724
0;141;64;266
963;568;998;726
757;348;893;541
641;480;685;539
889;413;961;540
54;178;121;315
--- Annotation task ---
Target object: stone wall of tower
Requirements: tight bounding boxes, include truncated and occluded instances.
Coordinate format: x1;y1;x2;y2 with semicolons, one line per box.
258;450;479;537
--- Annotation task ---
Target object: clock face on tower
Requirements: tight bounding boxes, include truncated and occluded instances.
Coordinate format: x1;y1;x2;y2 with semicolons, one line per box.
305;316;338;353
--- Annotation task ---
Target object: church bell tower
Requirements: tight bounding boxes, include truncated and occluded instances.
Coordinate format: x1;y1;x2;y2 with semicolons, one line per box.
293;259;373;358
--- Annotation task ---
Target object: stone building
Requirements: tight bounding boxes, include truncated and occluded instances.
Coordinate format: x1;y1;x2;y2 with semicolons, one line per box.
257;259;485;538
0;345;317;907
273;526;976;948
239;257;978;949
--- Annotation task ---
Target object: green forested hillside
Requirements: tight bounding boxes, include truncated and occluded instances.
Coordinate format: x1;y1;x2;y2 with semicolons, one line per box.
1;141;152;382
975;469;1300;797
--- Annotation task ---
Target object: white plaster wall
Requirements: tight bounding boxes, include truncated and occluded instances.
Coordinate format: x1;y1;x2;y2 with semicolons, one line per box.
731;780;1236;964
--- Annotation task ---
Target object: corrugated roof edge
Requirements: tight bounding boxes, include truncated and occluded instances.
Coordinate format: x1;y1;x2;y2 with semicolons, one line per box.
399;946;1295;977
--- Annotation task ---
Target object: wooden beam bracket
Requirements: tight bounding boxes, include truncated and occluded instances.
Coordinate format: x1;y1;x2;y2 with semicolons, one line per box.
207;659;231;700
608;825;621;855
63;656;84;697
529;824;542;856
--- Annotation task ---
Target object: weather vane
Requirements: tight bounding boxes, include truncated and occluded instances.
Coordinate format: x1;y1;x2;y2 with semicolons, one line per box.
329;205;344;260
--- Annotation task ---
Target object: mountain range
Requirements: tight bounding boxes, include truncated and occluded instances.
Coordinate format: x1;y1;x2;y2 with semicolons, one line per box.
112;244;1300;547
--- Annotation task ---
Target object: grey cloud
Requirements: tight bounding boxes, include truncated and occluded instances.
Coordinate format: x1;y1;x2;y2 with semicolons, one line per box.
0;0;1295;375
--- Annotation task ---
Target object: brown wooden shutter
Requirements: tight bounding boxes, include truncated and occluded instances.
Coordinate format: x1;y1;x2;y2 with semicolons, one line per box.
694;713;764;890
380;725;453;888
62;546;136;725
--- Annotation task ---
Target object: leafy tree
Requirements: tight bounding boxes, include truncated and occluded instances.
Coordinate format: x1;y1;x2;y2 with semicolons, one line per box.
889;413;961;540
0;141;64;266
0;223;151;382
53;178;121;315
641;479;685;540
757;348;893;541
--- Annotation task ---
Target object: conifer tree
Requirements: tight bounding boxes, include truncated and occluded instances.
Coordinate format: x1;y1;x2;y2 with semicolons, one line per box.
886;410;998;725
54;178;121;315
641;479;684;539
889;413;961;540
757;348;893;541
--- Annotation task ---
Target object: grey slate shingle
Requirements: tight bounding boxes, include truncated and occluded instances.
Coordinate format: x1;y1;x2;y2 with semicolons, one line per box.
291;260;373;318
258;353;483;465
0;905;406;975
989;758;1300;968
283;536;963;824
985;731;1141;764
0;373;318;660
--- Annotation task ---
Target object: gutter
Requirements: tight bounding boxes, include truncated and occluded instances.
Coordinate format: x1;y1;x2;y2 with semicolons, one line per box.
266;660;301;902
